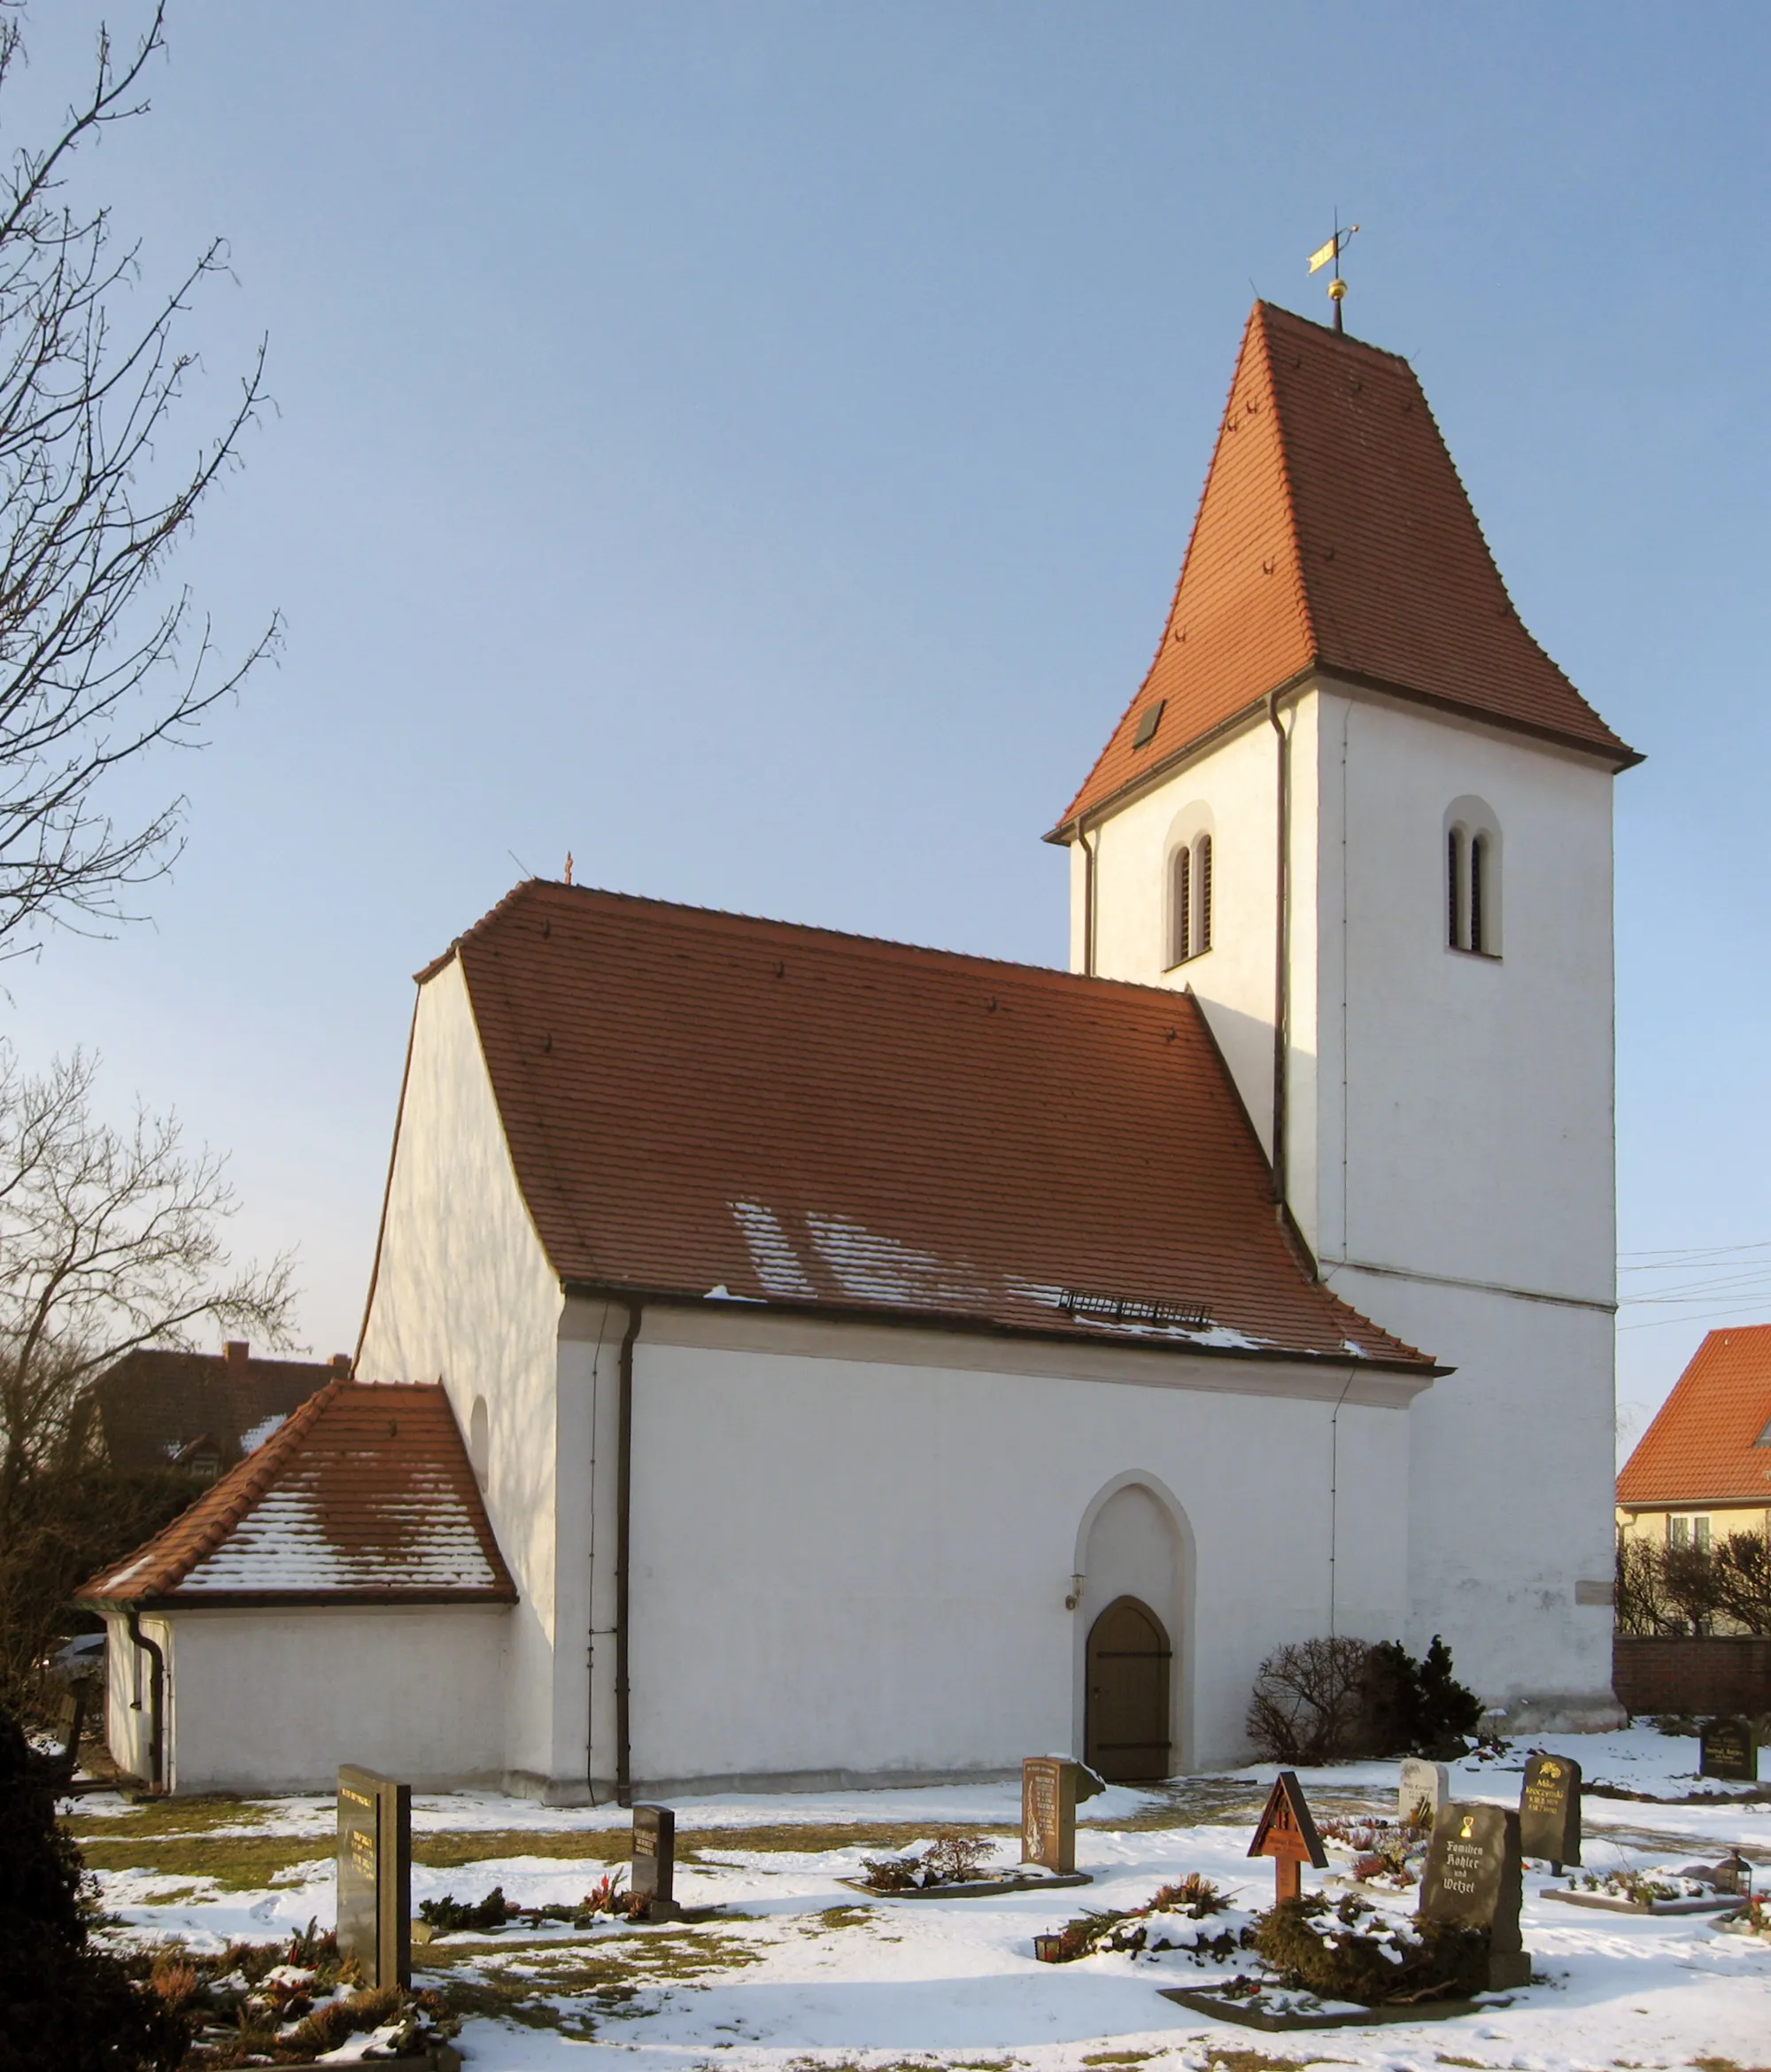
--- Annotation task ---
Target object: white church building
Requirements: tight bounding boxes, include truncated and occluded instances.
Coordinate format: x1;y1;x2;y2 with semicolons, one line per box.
85;300;1636;1798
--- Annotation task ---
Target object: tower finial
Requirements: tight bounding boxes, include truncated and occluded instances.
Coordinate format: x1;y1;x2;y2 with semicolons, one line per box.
1307;215;1360;333
563;850;574;885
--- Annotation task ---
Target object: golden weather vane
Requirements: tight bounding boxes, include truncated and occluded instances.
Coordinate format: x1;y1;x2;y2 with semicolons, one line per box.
1307;215;1360;333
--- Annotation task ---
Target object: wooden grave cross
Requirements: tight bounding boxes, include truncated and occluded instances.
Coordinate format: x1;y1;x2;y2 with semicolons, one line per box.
1248;1768;1327;1906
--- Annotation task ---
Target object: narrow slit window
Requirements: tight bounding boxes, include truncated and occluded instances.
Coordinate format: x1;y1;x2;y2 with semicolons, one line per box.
1195;834;1212;954
1447;829;1465;949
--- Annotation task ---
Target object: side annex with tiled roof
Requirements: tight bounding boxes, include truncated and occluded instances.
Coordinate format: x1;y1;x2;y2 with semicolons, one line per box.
1618;1328;1771;1551
79;1382;514;1793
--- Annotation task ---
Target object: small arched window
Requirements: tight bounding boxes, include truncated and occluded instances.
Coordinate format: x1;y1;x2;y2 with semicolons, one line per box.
468;1396;490;1489
1445;798;1501;956
1167;820;1214;967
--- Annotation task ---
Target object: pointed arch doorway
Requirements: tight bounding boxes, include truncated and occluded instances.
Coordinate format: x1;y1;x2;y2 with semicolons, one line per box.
1085;1596;1172;1782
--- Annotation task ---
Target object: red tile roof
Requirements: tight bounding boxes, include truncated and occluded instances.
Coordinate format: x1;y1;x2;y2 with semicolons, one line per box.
425;879;1434;1370
1055;302;1636;835
77;1381;515;1606
1618;1327;1771;1510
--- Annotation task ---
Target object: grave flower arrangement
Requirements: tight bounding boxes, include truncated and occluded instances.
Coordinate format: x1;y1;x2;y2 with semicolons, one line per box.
418;1869;640;1933
145;1919;461;2067
1317;1814;1428;1889
1034;1875;1241;1963
1564;1867;1713;1906
1718;1891;1771;1942
1247;1891;1491;2006
859;1831;999;1890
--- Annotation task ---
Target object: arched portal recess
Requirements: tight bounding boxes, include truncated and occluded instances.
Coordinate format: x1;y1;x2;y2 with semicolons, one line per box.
1085;1596;1172;1782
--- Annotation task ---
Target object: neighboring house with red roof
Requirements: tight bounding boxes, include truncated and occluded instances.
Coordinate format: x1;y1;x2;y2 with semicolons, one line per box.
92;1341;347;1482
81;299;1635;1798
1618;1327;1771;1553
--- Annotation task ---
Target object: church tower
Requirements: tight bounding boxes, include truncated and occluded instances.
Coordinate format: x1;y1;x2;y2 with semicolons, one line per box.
1051;302;1637;1723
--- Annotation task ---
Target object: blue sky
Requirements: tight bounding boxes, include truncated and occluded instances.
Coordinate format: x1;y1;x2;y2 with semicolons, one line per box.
6;3;1767;1445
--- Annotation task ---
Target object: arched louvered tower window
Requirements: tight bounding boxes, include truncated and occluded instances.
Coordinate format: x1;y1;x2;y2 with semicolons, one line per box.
1166;812;1216;968
1171;846;1191;968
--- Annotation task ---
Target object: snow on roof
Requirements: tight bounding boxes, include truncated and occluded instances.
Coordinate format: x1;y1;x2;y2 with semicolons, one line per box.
420;878;1435;1371
77;1380;515;1606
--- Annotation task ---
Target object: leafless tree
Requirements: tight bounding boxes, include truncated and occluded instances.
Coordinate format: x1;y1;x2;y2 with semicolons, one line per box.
0;2;276;957
0;1043;295;1511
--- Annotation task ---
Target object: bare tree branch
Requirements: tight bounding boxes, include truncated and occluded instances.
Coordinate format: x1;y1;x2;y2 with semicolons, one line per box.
0;3;277;955
0;1044;298;1513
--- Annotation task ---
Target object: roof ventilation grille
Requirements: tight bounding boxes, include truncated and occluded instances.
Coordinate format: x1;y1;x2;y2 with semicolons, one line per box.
1059;1288;1209;1330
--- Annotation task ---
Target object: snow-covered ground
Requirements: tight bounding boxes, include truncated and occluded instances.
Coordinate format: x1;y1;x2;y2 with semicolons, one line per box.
78;1727;1771;2071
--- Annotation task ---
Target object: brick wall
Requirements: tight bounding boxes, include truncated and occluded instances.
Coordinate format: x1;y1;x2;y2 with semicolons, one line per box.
1613;1635;1771;1716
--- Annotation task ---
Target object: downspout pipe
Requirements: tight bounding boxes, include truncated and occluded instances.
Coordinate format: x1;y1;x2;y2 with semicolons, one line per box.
1078;816;1097;977
1267;689;1290;1210
614;1300;643;1808
124;1607;165;1794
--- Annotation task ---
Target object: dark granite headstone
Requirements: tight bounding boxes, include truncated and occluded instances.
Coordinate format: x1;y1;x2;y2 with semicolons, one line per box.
1419;1801;1529;1991
631;1804;677;1917
1021;1757;1078;1875
1518;1751;1582;1870
1700;1718;1759;1782
336;1766;411;1989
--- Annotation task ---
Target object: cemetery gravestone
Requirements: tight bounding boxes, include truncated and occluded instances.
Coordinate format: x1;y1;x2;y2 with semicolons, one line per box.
1248;1770;1327;1906
1419;1801;1529;1990
1398;1757;1449;1828
1700;1718;1759;1782
631;1804;677;1919
336;1766;412;1990
1022;1757;1078;1875
1518;1752;1582;1872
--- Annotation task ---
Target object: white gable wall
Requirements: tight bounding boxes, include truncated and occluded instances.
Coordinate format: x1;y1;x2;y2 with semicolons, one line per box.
358;958;583;1796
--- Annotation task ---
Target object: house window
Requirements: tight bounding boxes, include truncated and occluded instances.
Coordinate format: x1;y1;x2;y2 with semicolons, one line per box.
1445;799;1501;956
1669;1513;1712;1552
1167;825;1214;967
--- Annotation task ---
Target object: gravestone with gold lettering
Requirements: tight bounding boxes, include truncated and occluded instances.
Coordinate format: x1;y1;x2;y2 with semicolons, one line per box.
1419;1801;1528;1990
336;1766;412;1989
1021;1758;1078;1875
1517;1752;1581;1874
1701;1718;1759;1782
631;1804;677;1920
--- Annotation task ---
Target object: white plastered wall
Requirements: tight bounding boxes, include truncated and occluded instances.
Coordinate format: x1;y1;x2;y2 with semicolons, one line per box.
621;1308;1417;1788
118;1606;508;1793
1071;682;1621;1720
1313;690;1618;1717
358;958;581;1796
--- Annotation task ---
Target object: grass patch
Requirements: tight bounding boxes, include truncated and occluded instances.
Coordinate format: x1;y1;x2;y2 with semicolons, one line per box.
65;1794;278;1840
422;1922;764;2038
685;1821;1014;1861
809;1905;873;1932
413;1828;629;1867
1200;2056;1347;2072
76;1834;329;1890
1083;2056;1156;2068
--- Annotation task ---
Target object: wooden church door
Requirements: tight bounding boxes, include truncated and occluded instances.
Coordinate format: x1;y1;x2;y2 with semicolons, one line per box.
1085;1596;1172;1782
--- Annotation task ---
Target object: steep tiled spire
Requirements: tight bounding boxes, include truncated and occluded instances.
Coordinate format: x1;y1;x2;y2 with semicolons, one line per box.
1053;302;1636;835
